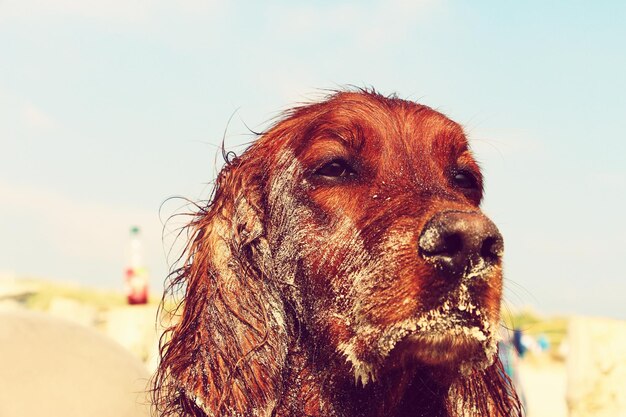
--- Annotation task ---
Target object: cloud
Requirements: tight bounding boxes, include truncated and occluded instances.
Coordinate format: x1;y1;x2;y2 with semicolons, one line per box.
0;0;225;24
271;0;443;49
21;102;61;131
0;179;168;286
585;170;626;190
0;87;63;143
467;127;548;159
0;180;150;259
1;0;148;22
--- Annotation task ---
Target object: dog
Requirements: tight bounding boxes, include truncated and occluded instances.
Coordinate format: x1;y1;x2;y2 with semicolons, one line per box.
153;90;522;417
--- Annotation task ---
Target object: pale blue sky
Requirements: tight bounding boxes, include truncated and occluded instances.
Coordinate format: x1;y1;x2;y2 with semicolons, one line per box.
1;1;624;319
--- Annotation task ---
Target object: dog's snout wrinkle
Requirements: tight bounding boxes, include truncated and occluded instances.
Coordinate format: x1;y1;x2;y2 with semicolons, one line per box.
418;210;503;278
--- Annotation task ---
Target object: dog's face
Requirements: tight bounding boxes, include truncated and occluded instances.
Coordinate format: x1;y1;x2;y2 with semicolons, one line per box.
263;93;503;384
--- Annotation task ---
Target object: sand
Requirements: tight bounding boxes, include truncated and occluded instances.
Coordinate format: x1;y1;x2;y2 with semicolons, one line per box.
0;310;151;417
518;357;568;417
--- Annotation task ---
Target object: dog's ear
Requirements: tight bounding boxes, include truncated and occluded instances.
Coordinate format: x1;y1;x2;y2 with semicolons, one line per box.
154;155;288;417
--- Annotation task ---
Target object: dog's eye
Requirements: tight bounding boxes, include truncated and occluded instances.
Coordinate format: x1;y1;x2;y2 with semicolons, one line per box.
315;159;356;178
452;170;478;190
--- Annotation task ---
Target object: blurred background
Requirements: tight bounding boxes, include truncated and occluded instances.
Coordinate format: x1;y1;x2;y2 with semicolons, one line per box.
1;1;625;417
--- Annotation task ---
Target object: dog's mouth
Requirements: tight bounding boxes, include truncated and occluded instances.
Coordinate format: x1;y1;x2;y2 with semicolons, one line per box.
386;316;494;370
378;287;498;374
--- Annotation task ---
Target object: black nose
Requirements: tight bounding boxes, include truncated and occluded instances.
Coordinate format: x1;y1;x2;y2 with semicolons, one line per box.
418;210;503;278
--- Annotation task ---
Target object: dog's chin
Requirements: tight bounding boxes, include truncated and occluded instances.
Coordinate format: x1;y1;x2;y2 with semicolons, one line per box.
380;311;499;379
392;331;487;368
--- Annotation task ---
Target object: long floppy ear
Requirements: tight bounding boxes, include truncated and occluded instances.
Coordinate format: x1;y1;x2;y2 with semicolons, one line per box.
153;154;289;417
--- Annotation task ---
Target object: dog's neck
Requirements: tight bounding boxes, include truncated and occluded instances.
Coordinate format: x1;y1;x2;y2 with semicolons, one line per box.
275;337;452;417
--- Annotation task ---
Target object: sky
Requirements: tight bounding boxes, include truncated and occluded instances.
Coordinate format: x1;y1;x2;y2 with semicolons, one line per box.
1;1;625;319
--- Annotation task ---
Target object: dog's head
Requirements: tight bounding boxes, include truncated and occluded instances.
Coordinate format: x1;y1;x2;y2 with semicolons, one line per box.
154;90;515;417
261;92;503;383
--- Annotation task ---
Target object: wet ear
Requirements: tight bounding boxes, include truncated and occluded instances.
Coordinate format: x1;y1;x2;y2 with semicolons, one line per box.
154;159;288;417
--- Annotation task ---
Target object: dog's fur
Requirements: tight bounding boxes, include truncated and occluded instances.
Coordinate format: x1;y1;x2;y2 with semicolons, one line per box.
153;90;522;417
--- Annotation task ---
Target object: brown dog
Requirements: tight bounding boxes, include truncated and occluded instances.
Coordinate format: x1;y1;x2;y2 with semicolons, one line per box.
153;90;521;417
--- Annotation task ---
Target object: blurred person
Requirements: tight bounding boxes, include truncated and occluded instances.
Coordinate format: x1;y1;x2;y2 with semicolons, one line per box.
499;328;527;414
513;328;527;358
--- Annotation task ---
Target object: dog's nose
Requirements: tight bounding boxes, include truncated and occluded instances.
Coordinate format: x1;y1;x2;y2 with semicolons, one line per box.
418;211;503;277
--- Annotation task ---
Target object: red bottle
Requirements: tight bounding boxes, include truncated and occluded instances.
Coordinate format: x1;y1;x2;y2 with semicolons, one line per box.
125;226;149;305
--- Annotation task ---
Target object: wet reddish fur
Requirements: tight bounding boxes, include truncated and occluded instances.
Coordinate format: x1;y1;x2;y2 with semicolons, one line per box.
153;90;522;417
